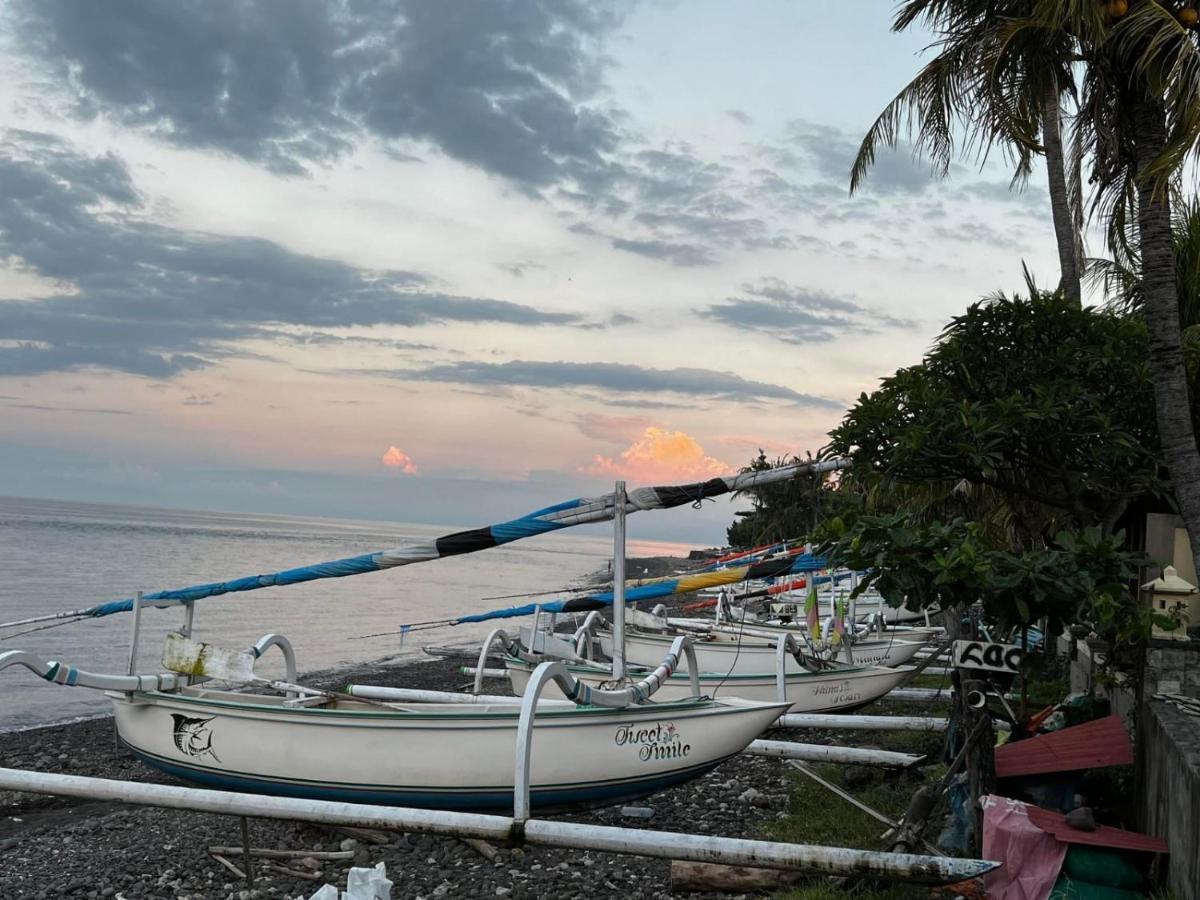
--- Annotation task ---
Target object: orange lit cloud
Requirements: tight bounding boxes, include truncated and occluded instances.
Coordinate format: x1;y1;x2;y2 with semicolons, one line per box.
381;446;418;474
583;428;730;482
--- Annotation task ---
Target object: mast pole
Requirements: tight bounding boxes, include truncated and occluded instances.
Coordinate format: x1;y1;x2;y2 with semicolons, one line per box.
611;480;627;681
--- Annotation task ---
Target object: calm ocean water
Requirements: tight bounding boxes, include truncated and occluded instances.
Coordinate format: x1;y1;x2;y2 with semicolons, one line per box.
0;496;692;731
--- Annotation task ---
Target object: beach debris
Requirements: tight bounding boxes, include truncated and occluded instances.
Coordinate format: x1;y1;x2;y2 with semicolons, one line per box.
620;805;655;819
458;836;502;863
307;862;393;899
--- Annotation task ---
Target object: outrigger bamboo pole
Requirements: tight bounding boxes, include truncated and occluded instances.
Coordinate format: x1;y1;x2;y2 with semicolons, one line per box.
0;768;998;885
774;713;948;732
744;740;922;767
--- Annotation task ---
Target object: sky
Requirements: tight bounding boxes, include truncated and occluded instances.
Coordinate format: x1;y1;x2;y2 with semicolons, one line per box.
0;0;1065;544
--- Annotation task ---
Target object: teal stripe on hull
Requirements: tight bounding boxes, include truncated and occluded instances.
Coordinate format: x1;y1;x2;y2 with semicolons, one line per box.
124;742;736;813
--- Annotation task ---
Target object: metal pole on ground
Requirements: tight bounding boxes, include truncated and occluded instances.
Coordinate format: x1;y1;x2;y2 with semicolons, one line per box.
0;767;999;885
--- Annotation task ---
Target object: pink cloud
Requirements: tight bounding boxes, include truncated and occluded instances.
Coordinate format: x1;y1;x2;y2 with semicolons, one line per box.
583;427;730;483
381;446;418;474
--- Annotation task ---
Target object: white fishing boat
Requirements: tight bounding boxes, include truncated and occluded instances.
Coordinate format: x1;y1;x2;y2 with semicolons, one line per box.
662;621;939;668
505;653;913;713
595;625;924;677
113;682;786;811
2;633;789;812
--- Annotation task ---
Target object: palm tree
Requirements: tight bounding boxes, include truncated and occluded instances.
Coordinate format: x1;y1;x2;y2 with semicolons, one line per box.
851;1;1084;303
1042;0;1200;580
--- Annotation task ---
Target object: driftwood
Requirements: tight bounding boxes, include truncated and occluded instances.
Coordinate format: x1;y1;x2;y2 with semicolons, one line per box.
261;861;323;881
669;860;804;893
210;854;247;880
336;825;392;845
459;836;502;863
207;845;354;861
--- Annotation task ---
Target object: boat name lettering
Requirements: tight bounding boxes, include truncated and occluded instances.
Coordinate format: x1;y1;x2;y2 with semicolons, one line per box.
812;681;852;696
614;721;691;762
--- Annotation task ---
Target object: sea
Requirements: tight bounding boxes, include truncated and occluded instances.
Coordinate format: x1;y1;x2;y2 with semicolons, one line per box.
0;496;694;732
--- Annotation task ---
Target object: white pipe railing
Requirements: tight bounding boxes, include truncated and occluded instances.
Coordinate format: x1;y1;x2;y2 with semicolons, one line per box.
0;767;999;884
250;633;297;683
474;629;516;695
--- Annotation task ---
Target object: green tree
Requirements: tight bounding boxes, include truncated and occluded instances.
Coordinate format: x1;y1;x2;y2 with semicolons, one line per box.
726;452;855;548
852;0;1084;302
825;289;1166;542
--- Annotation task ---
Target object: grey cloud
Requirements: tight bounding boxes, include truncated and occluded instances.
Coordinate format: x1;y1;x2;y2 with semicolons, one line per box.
931;222;1030;250
609;313;637;326
3;401;134;415
700;278;918;343
272;331;440;352
726;110;752;126
8;0;626;184
610;237;715;267
396;359;841;408
782;119;939;196
4;4;830;267
0;133;584;377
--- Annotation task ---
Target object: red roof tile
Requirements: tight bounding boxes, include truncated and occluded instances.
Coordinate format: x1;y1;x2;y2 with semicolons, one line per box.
995;715;1133;778
1024;803;1168;853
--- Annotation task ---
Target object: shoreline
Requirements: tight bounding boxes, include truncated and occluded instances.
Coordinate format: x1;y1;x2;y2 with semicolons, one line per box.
0;555;812;900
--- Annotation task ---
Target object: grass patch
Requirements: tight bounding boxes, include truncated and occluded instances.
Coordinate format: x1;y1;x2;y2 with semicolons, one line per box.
763;723;958;899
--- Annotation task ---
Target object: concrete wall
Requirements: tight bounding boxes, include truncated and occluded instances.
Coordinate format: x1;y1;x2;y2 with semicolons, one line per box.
1138;700;1200;899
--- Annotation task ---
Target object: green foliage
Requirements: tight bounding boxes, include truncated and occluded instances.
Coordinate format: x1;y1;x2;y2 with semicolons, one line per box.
826;291;1166;536
725;451;856;548
820;513;1154;655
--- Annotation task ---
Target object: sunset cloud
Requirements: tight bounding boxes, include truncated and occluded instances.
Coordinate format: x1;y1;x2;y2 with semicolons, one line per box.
381;446;418;474
584;428;730;483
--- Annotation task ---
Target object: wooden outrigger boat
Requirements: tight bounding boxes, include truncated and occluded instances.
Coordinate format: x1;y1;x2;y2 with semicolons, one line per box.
2;631;789;812
594;624;923;679
504;652;911;713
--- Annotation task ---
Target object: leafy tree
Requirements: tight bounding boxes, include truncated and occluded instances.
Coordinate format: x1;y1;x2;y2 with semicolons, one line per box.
825;289;1166;541
726;451;854;548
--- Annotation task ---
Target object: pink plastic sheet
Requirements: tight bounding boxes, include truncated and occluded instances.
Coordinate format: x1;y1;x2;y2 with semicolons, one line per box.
982;795;1068;900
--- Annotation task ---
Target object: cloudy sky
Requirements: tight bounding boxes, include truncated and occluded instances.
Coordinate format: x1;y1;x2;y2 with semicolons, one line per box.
0;0;1061;542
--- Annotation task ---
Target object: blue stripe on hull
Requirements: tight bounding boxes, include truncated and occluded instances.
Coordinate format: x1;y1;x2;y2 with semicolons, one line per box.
125;744;733;813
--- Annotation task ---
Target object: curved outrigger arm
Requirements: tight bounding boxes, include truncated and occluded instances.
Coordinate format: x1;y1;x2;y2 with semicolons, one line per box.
0;649;187;693
502;633;703;708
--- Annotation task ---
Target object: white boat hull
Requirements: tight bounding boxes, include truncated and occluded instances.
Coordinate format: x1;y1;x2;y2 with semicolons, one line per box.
110;687;787;812
507;658;913;714
599;629;924;674
670;624;936;668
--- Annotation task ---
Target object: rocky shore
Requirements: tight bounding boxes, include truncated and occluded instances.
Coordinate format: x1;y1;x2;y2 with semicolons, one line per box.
0;557;810;900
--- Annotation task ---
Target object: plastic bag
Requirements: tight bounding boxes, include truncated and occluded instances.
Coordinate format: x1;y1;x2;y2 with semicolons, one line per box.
346;862;393;900
307;862;393;900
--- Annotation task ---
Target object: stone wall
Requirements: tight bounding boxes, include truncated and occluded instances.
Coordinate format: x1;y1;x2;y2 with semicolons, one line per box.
1138;699;1200;899
1144;639;1200;699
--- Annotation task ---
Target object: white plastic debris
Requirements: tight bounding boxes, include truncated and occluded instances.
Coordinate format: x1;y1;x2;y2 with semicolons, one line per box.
346;862;393;900
306;862;393;900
